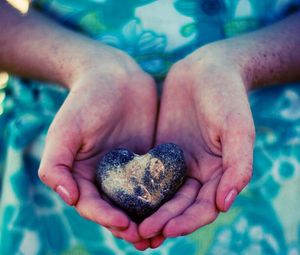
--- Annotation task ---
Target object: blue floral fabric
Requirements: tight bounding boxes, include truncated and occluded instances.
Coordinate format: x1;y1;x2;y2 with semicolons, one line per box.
1;1;300;254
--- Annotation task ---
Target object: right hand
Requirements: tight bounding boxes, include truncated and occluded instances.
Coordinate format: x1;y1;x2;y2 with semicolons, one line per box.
38;45;157;249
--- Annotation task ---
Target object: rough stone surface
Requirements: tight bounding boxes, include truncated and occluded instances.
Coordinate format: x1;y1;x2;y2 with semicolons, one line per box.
96;143;186;222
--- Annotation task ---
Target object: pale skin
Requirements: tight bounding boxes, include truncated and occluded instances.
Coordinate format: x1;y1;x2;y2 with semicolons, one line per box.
1;2;300;251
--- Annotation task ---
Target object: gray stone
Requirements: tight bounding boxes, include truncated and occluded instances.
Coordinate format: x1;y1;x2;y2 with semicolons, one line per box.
96;143;186;222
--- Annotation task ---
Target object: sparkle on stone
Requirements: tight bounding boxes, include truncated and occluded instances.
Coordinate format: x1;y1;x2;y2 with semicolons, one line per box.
96;143;186;222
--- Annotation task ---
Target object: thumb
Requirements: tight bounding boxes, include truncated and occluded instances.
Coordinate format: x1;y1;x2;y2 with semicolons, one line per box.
216;115;255;212
38;113;80;206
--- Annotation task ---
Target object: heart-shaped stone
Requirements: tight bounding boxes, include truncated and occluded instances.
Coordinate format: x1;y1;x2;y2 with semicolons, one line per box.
96;143;186;222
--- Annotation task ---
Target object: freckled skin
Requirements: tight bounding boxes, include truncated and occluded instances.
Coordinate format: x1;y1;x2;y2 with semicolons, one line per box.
207;13;300;90
96;143;186;222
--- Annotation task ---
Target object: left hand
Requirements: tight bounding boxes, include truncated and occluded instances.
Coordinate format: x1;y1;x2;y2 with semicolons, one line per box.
139;43;255;243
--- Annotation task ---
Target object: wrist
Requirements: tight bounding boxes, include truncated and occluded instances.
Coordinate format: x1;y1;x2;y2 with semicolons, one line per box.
61;43;135;90
66;43;144;93
186;42;252;92
197;42;254;91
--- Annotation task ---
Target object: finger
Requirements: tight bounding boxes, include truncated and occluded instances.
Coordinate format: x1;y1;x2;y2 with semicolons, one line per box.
38;105;81;205
150;234;166;249
216;112;255;212
163;174;220;237
133;239;151;251
139;178;200;239
74;176;129;229
108;221;142;243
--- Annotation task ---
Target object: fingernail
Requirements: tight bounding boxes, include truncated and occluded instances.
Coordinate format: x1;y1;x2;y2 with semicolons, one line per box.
56;185;72;205
224;189;238;211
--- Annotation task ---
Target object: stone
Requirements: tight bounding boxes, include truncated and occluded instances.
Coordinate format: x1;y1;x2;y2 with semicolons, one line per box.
96;143;186;222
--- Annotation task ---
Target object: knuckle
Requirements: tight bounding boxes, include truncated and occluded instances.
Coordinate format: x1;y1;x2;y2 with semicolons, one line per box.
158;206;173;217
224;114;256;144
194;198;214;208
206;212;218;225
240;166;253;186
173;192;192;205
174;192;190;202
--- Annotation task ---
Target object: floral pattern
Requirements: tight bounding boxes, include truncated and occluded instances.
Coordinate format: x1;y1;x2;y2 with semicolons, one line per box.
1;0;300;254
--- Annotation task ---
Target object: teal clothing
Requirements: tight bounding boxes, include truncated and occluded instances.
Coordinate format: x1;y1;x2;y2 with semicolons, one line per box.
1;0;300;254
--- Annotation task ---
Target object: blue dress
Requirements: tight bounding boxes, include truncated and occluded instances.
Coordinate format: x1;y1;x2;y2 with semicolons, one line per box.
1;0;300;254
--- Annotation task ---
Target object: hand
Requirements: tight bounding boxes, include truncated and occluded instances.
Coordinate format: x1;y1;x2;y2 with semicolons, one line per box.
139;44;255;242
38;45;157;248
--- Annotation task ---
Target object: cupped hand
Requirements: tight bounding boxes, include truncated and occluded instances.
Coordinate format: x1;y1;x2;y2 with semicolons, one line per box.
139;44;255;242
38;45;157;249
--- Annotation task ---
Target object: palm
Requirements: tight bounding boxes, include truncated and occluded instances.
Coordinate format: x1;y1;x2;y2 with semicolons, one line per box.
153;74;223;236
157;88;222;183
72;73;157;221
39;70;157;244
